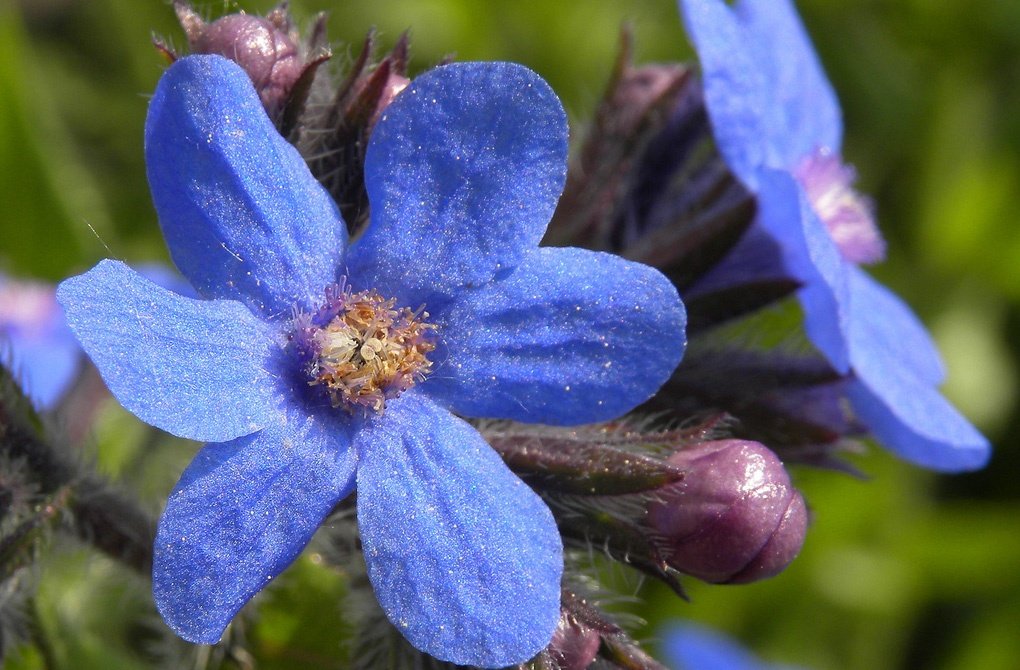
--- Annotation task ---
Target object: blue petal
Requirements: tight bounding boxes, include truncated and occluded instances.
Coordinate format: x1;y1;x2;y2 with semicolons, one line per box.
731;0;843;164
5;329;79;411
685;224;789;297
356;394;562;667
756;170;850;372
348;62;568;311
154;410;357;643
0;276;80;410
424;247;686;425
845;266;988;471
681;0;842;180
662;623;771;670
145;55;346;317
679;0;770;188
847;267;944;385
56;260;278;442
847;378;990;472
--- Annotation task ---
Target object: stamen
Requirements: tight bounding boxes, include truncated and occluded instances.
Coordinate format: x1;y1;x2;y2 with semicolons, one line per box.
794;148;885;265
291;282;435;414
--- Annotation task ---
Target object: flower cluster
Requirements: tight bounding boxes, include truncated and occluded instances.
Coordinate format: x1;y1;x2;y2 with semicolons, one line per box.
17;1;990;668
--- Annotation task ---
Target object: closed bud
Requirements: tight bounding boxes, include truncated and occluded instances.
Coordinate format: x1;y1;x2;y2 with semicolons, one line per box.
523;589;672;670
646;440;807;584
546;619;600;670
160;2;329;130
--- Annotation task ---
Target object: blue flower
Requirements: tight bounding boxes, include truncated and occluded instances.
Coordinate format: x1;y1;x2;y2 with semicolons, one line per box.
56;55;687;666
1;275;80;410
1;267;194;411
679;0;989;471
662;623;802;670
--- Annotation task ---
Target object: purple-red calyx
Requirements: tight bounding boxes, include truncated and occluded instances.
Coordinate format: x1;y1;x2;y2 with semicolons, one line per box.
647;439;807;584
546;614;603;670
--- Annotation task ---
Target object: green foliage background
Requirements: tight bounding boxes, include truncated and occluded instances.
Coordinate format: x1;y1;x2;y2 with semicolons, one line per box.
1;1;1018;668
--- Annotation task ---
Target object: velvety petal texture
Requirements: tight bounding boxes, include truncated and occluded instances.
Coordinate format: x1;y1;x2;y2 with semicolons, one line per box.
846;268;945;385
145;55;346;317
680;0;842;182
155;413;358;642
57;260;277;442
349;62;568;311
426;247;687;424
356;394;562;667
1;268;193;410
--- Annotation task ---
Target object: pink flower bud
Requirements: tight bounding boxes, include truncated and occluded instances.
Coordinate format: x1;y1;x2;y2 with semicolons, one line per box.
189;14;303;119
646;439;807;584
168;2;320;122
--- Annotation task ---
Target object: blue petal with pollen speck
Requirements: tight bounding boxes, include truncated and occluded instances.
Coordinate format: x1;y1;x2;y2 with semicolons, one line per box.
356;393;562;667
145;56;347;317
57;260;278;443
425;247;687;424
348;62;568;312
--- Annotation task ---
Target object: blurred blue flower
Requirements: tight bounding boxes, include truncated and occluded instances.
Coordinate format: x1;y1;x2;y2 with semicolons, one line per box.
1;267;195;411
679;0;989;471
662;623;801;670
57;55;686;666
1;275;80;410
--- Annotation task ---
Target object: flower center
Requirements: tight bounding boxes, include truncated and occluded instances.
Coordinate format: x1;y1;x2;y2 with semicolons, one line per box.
794;148;885;265
292;281;435;414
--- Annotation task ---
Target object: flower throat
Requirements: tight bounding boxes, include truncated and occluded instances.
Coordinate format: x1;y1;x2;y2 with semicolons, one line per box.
292;281;435;414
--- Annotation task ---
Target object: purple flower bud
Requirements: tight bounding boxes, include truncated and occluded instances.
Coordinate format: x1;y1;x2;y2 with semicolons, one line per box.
646;440;807;584
165;2;328;128
181;10;302;119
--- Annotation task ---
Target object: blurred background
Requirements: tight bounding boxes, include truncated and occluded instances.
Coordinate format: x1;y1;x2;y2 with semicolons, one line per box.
1;1;1018;668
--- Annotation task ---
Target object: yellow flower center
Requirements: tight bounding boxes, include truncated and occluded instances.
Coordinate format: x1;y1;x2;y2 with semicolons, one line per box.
294;283;435;414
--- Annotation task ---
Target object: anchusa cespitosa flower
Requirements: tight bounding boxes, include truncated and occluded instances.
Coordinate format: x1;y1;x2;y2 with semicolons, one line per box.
57;54;686;667
679;0;989;471
24;1;994;667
